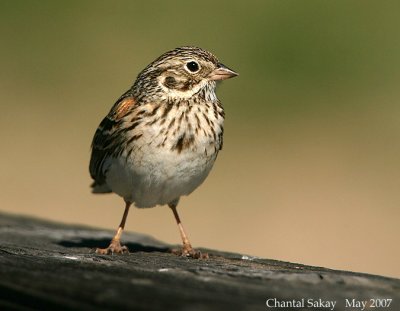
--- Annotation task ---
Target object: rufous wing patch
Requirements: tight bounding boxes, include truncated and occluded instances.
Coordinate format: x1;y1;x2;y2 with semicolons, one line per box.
115;97;136;119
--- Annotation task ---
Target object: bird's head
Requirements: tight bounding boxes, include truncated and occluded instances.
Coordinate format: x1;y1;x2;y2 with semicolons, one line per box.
133;46;238;101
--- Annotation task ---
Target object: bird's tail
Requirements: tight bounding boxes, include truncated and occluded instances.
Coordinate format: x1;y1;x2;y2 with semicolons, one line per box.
90;181;112;194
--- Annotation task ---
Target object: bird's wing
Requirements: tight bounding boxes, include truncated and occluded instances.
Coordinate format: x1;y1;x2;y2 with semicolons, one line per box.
89;90;137;192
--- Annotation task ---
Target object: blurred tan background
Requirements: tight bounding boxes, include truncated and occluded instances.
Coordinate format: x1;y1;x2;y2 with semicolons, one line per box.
1;1;399;278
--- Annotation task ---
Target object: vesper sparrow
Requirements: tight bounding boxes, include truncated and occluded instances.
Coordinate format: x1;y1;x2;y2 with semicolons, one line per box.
89;46;237;258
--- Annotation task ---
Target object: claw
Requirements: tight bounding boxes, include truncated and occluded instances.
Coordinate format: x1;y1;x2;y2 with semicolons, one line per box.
171;247;208;259
96;239;129;255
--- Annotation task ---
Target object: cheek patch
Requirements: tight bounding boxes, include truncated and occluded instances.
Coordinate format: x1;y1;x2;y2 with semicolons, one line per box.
163;76;177;89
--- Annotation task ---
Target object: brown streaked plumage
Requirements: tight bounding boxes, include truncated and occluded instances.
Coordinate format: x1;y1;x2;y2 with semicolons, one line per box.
89;46;237;258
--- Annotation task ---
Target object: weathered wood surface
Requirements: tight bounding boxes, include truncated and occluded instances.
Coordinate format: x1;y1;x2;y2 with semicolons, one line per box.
0;212;399;311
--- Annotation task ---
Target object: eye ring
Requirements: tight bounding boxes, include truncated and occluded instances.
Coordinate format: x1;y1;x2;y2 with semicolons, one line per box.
186;61;200;73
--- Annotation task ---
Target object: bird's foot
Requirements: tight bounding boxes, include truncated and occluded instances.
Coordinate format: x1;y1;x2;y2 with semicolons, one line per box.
172;246;209;259
96;239;129;255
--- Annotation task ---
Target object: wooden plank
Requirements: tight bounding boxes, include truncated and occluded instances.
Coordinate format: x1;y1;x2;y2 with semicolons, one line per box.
0;213;399;311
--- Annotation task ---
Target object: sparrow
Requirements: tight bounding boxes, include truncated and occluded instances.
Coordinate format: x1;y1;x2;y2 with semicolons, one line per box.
89;46;237;258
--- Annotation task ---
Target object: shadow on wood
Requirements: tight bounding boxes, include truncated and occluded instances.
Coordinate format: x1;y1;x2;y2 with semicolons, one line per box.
0;212;399;311
58;238;170;253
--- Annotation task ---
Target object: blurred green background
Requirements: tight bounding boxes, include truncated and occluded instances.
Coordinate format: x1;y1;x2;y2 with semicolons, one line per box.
1;1;399;278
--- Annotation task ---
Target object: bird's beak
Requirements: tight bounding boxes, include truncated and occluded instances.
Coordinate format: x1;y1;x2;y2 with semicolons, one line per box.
208;63;238;81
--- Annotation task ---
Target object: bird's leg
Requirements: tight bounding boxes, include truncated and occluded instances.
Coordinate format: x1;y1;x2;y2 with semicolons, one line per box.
169;202;208;259
96;201;131;255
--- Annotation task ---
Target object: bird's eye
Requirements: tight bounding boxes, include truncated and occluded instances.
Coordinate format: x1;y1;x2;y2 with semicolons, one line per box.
186;61;200;73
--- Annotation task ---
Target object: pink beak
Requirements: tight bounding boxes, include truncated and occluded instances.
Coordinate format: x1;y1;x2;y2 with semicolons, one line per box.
209;63;238;81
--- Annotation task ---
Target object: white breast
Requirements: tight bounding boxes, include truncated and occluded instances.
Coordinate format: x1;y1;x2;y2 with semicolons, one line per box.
104;101;223;208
